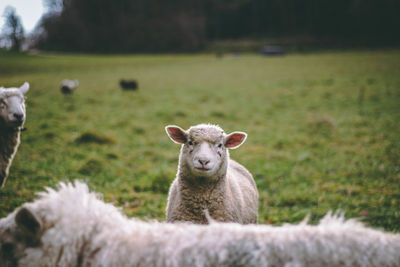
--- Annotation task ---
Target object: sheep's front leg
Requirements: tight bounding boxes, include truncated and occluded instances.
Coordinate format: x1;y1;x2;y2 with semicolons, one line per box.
0;166;7;188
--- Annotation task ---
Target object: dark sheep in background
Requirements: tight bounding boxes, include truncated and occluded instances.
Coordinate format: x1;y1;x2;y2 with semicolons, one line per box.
120;79;138;90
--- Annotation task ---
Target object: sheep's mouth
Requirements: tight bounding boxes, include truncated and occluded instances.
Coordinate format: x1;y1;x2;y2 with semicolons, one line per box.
8;120;24;128
195;167;211;171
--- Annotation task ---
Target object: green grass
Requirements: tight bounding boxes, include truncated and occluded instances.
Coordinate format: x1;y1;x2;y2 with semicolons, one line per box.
0;49;399;231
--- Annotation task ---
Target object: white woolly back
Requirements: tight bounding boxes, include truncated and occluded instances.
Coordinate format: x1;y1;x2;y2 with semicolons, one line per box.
19;181;127;266
33;181;126;228
61;79;79;88
4;182;399;267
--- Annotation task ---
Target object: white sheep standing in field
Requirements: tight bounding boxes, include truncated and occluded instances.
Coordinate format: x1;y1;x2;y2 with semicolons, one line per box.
60;79;79;94
0;82;29;188
0;181;399;267
165;123;258;224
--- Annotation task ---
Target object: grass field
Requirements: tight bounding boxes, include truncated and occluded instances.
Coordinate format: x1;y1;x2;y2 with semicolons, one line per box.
0;49;399;231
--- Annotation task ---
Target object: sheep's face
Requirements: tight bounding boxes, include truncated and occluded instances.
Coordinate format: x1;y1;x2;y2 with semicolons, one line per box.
0;207;42;267
166;124;247;179
0;82;29;128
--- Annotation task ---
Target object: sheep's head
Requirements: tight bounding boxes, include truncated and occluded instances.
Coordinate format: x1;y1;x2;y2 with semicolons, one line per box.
166;124;247;179
0;207;42;267
0;82;29;129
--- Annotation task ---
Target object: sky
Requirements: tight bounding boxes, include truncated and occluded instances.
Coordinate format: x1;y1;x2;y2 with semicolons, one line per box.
0;0;45;33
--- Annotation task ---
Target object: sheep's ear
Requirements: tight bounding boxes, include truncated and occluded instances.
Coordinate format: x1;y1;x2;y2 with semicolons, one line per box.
19;82;29;95
165;125;187;144
225;132;247;149
15;207;42;245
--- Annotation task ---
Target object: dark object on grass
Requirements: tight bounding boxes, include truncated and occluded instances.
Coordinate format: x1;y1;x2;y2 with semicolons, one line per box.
260;46;285;56
61;79;79;94
120;79;138;90
75;131;116;145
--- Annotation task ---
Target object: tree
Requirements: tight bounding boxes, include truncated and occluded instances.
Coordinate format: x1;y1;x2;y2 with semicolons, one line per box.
37;0;206;52
35;0;400;52
2;6;25;51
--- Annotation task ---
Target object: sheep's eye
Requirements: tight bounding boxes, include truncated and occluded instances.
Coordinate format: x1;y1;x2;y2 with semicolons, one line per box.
188;141;193;146
218;143;223;148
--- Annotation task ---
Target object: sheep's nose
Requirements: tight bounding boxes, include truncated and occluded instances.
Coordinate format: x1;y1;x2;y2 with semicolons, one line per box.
198;159;210;167
13;113;23;121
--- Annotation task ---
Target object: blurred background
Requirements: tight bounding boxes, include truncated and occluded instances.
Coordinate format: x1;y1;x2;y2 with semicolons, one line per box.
0;0;399;231
1;0;400;52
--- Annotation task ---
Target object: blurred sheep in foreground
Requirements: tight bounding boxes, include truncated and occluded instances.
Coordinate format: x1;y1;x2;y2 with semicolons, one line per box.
0;82;29;188
1;181;399;267
60;79;79;94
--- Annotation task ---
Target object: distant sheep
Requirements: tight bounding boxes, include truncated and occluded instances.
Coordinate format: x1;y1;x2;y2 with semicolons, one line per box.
60;79;79;94
120;79;138;90
260;45;285;56
165;124;258;224
1;181;399;267
0;82;29;188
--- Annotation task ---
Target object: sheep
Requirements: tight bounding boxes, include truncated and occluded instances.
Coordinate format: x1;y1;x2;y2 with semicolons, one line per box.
259;45;285;56
0;82;29;188
60;79;79;94
120;79;138;90
165;123;258;224
0;181;399;267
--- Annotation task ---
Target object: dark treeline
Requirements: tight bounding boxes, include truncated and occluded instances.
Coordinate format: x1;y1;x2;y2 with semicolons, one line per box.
36;0;400;52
